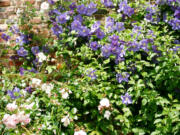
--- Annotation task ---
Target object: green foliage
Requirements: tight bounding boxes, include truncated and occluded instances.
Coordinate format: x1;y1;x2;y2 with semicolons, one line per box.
0;0;179;135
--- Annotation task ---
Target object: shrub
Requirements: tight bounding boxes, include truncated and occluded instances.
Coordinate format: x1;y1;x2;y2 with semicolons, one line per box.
0;0;179;134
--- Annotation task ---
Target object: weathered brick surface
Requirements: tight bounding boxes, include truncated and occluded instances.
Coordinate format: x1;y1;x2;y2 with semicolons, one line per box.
0;0;11;7
31;17;42;24
0;0;52;68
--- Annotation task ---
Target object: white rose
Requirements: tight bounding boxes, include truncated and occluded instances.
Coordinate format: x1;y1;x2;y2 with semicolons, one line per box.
6;102;18;112
37;52;47;63
74;130;87;135
16;8;23;17
61;115;70;127
40;2;49;11
41;83;54;94
31;78;41;87
62;92;69;99
104;110;111;120
100;98;110;107
60;88;65;93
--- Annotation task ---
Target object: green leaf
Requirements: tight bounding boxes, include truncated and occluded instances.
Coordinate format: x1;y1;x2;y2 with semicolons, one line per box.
154;119;162;124
89;131;102;135
132;128;145;135
142;98;148;106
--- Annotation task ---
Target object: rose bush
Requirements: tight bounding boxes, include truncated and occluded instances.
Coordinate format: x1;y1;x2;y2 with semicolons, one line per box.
0;0;180;135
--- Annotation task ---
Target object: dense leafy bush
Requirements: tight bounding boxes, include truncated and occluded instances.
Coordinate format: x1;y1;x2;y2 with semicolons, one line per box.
0;0;180;135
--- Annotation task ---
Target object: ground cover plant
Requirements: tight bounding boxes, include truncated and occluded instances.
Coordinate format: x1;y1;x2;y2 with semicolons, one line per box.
0;0;180;135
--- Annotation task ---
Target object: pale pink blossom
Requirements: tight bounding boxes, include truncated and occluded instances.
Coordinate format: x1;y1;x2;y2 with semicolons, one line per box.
74;130;87;135
17;112;31;125
61;115;70;127
2;114;19;129
24;102;35;110
6;101;18;112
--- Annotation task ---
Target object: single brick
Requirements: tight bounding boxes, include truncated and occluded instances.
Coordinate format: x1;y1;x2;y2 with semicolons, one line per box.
40;28;50;37
31;17;42;24
0;0;10;7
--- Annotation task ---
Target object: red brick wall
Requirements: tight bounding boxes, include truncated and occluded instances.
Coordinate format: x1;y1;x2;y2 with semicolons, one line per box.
0;0;44;31
0;0;50;67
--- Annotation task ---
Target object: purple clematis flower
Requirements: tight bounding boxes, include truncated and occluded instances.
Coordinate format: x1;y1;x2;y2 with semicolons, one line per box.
128;41;140;52
118;0;128;12
1;33;10;41
174;9;180;19
28;68;38;73
169;18;180;30
140;39;149;52
42;45;50;53
101;0;114;7
69;2;77;10
74;15;83;23
86;2;97;16
17;47;28;57
7;87;21;99
101;45;112;58
105;17;115;32
71;20;82;31
31;46;40;55
174;40;180;44
156;0;166;5
67;10;74;16
48;9;61;22
132;25;142;32
115;55;125;64
109;35;119;42
90;41;101;51
95;29;105;39
16;34;29;46
110;46;121;55
49;9;61;16
19;67;25;76
111;40;120;47
48;0;55;4
77;4;87;15
87;69;97;80
25;86;32;93
116;72;130;83
57;13;69;24
78;26;90;37
51;23;63;37
115;22;125;32
9;25;19;34
91;21;101;33
121;93;132;105
117;45;126;57
170;46;180;53
124;6;134;17
145;13;154;22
